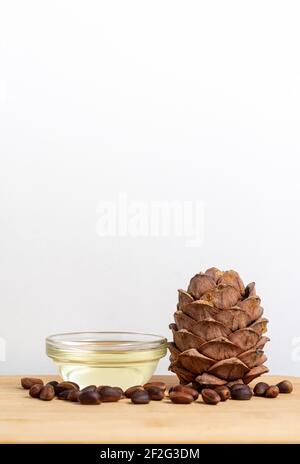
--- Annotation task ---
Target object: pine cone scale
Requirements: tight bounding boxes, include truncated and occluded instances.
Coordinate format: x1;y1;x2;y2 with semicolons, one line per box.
198;339;241;360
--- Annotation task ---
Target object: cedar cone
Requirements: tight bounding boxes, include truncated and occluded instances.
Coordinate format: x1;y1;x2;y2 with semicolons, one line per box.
168;268;269;388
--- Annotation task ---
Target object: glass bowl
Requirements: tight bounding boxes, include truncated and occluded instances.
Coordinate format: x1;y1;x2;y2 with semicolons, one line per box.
46;331;167;390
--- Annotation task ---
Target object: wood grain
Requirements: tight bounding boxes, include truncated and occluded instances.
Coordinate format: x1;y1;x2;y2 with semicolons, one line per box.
0;375;299;443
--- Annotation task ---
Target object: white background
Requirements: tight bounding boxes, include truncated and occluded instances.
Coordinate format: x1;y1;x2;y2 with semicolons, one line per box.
0;0;300;376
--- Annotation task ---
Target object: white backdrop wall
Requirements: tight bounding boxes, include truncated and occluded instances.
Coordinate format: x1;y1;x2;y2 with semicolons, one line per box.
0;0;300;376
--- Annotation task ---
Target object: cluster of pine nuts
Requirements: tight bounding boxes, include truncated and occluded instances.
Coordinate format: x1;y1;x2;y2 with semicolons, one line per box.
21;378;293;405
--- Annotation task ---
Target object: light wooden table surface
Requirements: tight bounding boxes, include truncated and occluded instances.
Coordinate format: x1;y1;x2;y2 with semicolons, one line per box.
0;375;299;444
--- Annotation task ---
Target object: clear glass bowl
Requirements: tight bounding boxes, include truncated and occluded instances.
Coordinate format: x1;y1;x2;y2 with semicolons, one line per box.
46;331;168;390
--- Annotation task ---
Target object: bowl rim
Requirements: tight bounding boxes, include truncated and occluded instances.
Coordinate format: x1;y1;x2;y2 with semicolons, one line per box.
46;331;168;353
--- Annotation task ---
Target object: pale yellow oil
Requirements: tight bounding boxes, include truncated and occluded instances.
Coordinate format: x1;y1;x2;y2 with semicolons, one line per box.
49;341;166;390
